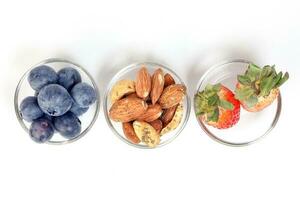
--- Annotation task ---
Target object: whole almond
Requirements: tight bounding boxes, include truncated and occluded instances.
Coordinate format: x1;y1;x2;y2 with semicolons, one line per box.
122;122;140;144
164;73;175;88
150;68;164;104
149;119;163;134
109;97;148;122
136;66;151;99
161;105;178;127
158;84;186;109
137;103;163;122
126;92;138;99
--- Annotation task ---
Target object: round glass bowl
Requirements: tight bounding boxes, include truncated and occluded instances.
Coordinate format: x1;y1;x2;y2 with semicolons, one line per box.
194;59;281;146
14;58;100;145
104;62;191;149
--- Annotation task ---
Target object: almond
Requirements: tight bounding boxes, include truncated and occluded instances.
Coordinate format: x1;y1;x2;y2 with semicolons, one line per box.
161;105;178;127
126;92;138;99
149;119;163;134
109;97;148;122
137;103;163;122
122;122;140;144
133;121;160;148
164;73;175;88
136;66;151;99
161;104;183;135
158;84;186;109
150;68;164;104
110;80;136;103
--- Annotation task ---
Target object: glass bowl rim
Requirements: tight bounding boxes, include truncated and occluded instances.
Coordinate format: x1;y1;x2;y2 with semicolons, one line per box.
14;57;101;145
193;58;282;147
103;61;191;149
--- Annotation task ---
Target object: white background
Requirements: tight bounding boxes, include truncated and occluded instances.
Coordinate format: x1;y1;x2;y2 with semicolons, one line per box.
0;0;299;199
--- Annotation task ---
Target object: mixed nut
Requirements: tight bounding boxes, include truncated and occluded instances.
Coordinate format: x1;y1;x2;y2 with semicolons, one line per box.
108;65;186;147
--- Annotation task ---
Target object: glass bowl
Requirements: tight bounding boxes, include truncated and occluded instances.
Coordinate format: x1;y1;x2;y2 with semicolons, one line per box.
103;62;191;149
193;59;281;147
14;58;100;145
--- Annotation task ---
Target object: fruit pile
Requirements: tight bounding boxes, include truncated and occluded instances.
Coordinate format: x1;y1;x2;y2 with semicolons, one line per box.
19;65;97;143
195;63;289;129
109;66;186;147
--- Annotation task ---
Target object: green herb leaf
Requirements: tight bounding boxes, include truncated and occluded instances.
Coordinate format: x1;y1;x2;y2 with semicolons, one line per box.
219;99;234;110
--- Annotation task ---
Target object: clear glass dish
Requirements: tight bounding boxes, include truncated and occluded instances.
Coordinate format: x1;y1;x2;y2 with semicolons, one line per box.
193;59;281;147
14;58;100;145
103;62;191;149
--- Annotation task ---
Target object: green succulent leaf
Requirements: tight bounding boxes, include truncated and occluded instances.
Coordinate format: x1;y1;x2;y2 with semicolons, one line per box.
219;99;234;110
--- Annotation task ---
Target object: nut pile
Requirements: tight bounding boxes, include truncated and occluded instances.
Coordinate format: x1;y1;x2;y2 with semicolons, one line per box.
109;66;186;148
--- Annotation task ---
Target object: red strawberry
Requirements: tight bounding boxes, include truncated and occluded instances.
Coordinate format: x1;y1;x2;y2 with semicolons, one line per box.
195;84;240;129
235;63;288;112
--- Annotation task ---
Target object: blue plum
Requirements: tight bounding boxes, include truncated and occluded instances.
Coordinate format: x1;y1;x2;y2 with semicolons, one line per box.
57;67;82;90
54;112;81;139
28;65;58;91
71;83;96;107
70;102;89;116
37;84;73;116
20;96;44;122
29;117;54;143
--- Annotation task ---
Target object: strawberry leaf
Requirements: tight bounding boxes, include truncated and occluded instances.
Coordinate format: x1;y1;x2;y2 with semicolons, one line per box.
247;63;262;81
235;86;255;101
237;75;251;85
207;108;219;122
261;65;273;78
273;72;282;86
208;94;218;106
219;99;234;110
260;74;276;97
244;95;258;108
276;72;289;87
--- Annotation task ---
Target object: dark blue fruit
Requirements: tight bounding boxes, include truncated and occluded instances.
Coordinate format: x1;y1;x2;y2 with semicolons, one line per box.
37;84;73;116
71;83;96;107
54;112;81;139
20;96;44;122
28;65;58;91
57;67;82;90
29;117;54;143
43;114;53;122
70;102;89;116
